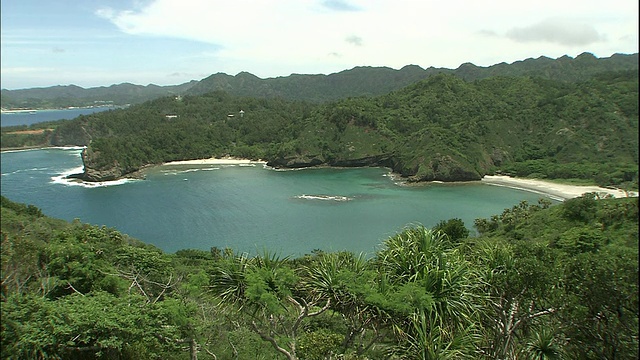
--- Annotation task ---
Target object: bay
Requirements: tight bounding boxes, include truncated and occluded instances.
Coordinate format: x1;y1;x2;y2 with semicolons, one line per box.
1;106;118;127
0;148;556;256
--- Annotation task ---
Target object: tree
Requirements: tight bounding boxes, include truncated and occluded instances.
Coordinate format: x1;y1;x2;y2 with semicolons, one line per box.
560;247;639;359
375;227;481;359
432;218;470;243
210;251;330;360
470;239;561;360
302;251;390;356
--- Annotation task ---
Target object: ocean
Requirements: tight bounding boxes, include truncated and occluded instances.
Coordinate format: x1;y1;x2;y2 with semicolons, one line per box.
1;106;117;127
0;147;556;256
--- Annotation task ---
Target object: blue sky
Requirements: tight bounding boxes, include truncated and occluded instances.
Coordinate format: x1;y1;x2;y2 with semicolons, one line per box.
1;0;638;89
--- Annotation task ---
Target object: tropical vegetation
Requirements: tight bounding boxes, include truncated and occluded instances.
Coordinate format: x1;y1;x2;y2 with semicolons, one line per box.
1;194;637;359
3;68;638;188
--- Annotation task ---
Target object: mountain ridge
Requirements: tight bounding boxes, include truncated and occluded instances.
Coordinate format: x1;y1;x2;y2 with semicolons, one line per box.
2;52;637;109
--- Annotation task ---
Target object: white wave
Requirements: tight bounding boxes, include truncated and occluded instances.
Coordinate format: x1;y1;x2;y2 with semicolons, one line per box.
162;167;217;175
265;166;307;172
293;194;352;202
49;146;86;151
2;167;50;176
1;146;85;154
1;148;44;154
50;166;138;188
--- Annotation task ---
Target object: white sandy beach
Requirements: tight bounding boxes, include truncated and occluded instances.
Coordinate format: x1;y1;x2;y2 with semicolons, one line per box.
482;175;638;201
158;159;638;201
161;157;267;166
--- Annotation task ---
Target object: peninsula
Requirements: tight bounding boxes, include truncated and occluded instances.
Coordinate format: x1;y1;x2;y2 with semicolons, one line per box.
2;53;637;193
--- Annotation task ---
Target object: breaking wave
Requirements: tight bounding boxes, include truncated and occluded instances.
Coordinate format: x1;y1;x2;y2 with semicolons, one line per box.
293;194;353;202
50;166;138;188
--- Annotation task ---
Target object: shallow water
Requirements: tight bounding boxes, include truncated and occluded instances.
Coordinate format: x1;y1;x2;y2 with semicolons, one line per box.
1;148;556;255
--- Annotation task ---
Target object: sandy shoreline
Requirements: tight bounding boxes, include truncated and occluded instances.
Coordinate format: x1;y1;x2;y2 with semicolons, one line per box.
161;157;267;166
482;175;638;201
161;158;638;201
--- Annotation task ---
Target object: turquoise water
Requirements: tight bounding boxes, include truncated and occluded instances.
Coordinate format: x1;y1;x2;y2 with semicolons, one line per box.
1;148;555;256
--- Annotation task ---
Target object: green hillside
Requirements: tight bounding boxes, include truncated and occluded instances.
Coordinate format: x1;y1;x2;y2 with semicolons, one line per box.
2;193;637;359
2;53;638;189
4;69;634;188
186;53;639;102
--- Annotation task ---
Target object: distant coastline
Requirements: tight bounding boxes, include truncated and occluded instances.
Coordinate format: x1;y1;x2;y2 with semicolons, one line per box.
0;109;38;114
1;104;123;114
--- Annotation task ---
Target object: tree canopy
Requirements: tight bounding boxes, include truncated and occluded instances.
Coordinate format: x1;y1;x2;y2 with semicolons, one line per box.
2;194;637;359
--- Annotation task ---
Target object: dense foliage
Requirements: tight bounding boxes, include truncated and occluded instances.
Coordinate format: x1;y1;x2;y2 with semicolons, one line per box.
4;68;635;187
3;53;638;187
1;194;637;359
1;82;197;109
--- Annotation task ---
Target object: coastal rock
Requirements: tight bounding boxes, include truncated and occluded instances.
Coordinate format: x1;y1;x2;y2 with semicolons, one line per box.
490;148;509;167
77;147;128;182
266;155;325;168
329;154;393;168
406;154;482;182
81;164;125;182
267;153;394;170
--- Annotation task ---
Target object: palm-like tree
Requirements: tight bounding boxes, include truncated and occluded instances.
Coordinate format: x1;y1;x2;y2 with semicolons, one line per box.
375;226;482;359
520;327;564;360
301;251;389;355
470;239;560;359
210;250;330;360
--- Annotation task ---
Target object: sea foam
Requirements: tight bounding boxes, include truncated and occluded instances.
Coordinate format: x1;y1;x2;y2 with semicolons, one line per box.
51;166;138;188
293;194;353;202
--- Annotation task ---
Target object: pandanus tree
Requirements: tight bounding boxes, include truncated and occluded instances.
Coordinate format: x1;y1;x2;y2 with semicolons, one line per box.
374;226;482;359
469;238;563;360
210;251;330;360
302;251;393;356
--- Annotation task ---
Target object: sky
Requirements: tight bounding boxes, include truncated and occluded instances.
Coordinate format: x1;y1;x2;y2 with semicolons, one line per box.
1;0;638;90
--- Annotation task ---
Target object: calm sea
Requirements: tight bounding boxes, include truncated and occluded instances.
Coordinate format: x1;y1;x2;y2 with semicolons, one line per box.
0;148;556;256
1;106;117;127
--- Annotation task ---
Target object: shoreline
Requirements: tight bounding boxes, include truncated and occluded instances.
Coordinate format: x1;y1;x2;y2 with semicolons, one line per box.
160;159;638;201
481;175;638;201
1;104;121;114
160;157;267;166
4;147;637;201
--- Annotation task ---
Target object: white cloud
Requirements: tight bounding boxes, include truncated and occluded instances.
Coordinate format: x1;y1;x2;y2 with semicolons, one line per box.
506;18;605;46
2;0;637;88
92;0;637;78
345;35;363;46
320;0;362;12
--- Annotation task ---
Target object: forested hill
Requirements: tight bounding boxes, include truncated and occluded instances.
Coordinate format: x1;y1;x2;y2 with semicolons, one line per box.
2;52;637;109
2;192;637;359
185;52;639;101
0;81;198;110
13;68;635;187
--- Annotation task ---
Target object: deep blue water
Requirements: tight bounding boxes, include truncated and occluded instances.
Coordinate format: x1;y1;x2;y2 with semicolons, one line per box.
1;106;117;127
0;148;556;256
